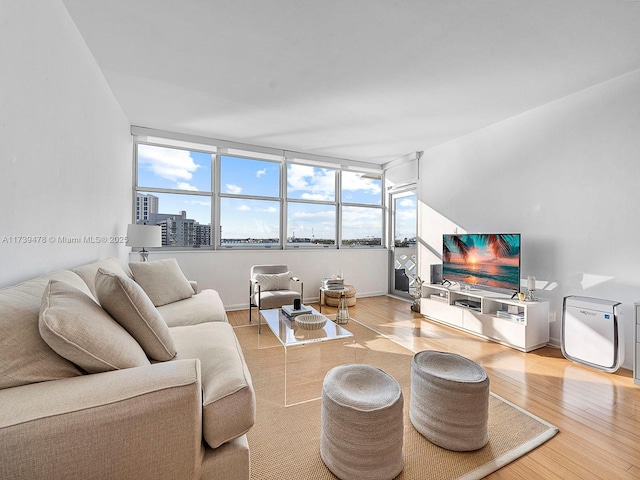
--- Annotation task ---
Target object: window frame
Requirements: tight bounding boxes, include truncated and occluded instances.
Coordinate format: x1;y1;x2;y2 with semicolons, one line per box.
339;171;384;248
218;153;284;249
285;161;338;249
132;134;386;251
134;141;216;251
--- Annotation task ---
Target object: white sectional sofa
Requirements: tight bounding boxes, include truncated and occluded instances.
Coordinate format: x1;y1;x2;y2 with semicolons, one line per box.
0;257;255;480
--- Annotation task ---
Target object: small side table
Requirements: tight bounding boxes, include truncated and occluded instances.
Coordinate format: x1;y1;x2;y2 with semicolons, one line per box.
319;287;350;324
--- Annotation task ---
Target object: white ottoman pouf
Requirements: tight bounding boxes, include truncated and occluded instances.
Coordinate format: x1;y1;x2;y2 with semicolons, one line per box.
320;364;404;480
410;350;490;451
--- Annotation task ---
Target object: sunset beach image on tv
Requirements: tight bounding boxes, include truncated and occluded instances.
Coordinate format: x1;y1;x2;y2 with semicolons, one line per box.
442;234;521;293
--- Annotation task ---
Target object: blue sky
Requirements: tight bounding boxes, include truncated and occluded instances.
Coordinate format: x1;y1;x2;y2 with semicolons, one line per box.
137;144;392;240
394;195;417;241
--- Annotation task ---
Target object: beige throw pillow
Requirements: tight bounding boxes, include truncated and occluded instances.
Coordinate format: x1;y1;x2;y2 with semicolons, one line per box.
73;257;133;300
95;268;177;361
129;258;194;307
253;272;292;291
39;280;150;373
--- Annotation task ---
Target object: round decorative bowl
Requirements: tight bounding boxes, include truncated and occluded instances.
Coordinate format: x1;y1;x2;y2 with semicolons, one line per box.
295;314;327;330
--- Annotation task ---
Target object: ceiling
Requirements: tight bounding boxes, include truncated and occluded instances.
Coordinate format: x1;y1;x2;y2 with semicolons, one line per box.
61;0;640;165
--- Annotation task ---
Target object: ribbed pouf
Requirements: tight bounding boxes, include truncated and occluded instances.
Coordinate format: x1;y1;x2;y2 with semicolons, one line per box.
410;350;490;451
325;285;357;307
320;364;404;480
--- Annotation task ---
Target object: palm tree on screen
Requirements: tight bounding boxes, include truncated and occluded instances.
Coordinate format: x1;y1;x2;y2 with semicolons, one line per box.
481;234;515;258
443;234;515;263
443;235;472;262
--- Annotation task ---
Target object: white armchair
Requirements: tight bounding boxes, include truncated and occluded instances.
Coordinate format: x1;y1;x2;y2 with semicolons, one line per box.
249;265;303;333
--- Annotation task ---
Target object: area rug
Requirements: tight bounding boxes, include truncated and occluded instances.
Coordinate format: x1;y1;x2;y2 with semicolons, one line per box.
235;319;558;480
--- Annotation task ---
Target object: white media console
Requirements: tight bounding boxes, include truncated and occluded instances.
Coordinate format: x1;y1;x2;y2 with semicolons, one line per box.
420;284;550;352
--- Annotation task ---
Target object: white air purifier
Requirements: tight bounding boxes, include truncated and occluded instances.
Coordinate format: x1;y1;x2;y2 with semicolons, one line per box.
561;296;622;373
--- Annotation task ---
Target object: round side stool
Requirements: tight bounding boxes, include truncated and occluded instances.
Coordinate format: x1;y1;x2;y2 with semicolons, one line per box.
410;350;490;451
325;284;357;307
320;364;404;480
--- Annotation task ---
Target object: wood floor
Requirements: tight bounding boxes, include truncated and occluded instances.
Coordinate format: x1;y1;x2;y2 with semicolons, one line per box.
227;296;640;480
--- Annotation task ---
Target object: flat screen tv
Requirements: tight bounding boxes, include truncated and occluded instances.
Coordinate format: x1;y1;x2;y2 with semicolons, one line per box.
442;233;521;294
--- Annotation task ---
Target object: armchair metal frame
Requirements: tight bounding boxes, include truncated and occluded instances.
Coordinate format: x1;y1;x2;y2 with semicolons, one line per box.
249;265;303;334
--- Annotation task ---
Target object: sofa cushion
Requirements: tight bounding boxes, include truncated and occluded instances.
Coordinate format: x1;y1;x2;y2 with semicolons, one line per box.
73;257;133;300
170;322;256;448
0;271;87;390
130;258;193;307
157;289;228;327
253;271;291;292
39;280;150;373
95;268;177;361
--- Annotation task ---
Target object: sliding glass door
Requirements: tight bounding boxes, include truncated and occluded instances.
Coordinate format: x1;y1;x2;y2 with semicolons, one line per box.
389;189;417;299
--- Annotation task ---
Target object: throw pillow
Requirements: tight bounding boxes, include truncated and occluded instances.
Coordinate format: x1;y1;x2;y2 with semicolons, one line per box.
253;271;292;291
39;280;150;373
73;257;133;300
95;268;177;361
129;258;194;307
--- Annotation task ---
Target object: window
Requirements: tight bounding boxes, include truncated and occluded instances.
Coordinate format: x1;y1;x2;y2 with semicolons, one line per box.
138;144;211;192
286;164;336;247
287;202;336;246
220;155;279;197
341;171;382;206
133;132;385;250
341;206;383;247
219;155;281;247
220;197;280;246
341;172;383;247
135;144;213;247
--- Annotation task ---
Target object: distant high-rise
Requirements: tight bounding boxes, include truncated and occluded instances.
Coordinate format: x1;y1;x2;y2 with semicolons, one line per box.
195;224;211;246
136;193;158;223
137;196;210;247
147;211;195;246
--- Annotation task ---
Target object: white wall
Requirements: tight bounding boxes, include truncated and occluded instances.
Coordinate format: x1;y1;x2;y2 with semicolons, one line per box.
0;0;131;288
129;248;389;310
418;69;640;369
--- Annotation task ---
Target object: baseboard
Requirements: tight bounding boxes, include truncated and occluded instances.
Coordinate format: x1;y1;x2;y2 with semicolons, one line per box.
224;290;388;312
386;294;413;303
548;337;561;348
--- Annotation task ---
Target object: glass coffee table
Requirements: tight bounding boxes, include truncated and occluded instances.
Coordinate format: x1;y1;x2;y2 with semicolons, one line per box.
259;307;355;406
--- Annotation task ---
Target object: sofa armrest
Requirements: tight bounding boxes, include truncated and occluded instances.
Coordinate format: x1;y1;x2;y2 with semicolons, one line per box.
0;360;204;480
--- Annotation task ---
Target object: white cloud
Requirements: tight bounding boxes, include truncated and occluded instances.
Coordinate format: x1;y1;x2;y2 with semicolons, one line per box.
176;182;199;191
292;210;335;219
397;209;416;220
399;198;416;207
226;184;243;194
257;206;277;213
301;193;330;201
287;164;335;200
256;168;267;178
342;172;382;195
237;205;251;211
138;144;200;182
185;199;211;206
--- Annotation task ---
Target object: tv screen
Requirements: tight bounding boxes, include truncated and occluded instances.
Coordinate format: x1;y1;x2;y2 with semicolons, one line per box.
442;233;521;293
